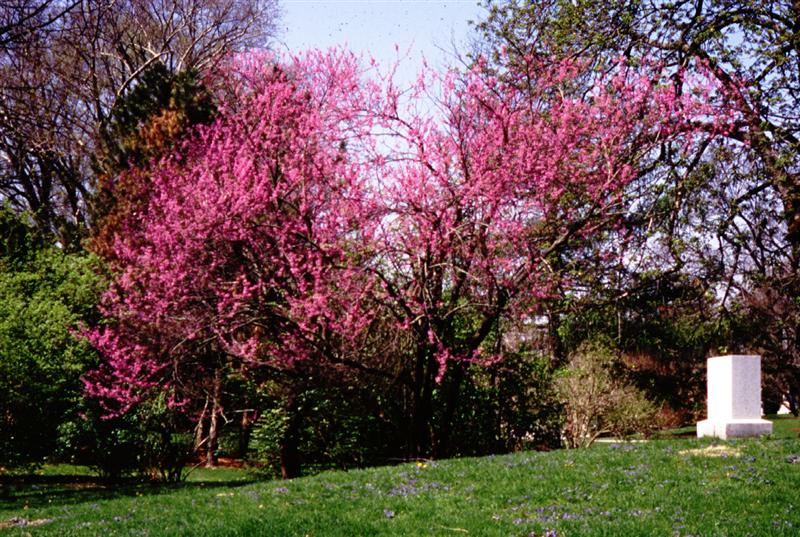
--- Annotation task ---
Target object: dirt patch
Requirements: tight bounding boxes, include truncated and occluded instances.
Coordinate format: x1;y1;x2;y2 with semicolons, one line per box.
215;457;248;468
679;445;742;458
0;517;54;529
188;457;248;469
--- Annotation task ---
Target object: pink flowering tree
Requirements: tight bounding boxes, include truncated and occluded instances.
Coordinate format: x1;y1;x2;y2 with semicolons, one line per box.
84;50;384;473
366;55;732;456
85;48;733;467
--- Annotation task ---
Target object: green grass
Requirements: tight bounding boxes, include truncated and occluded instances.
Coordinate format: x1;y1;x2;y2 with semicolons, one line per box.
767;414;800;439
2;420;799;536
652;414;800;441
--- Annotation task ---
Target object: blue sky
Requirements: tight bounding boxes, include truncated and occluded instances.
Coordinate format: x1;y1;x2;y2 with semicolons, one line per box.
278;1;487;85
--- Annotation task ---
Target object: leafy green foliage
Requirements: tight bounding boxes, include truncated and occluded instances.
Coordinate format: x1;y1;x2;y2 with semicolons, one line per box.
0;209;192;480
432;352;563;456
56;406;143;481
0;208;103;469
248;407;288;475
58;395;194;482
249;384;397;477
98;63;215;176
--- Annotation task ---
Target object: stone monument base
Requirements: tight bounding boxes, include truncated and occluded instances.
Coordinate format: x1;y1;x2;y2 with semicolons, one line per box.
696;418;773;440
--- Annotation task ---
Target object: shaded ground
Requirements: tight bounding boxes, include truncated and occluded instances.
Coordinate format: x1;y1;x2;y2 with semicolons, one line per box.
1;416;799;536
1;465;255;512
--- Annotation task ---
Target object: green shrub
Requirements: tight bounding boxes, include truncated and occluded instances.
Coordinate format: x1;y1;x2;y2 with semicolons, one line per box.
135;395;195;482
57;395;193;482
436;351;563;456
248;384;396;478
248;406;289;476
56;405;144;480
0;208;103;469
555;340;658;448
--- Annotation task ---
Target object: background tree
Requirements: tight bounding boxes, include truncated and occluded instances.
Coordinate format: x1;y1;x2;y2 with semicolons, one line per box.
474;0;800;413
0;0;279;247
89;62;216;262
0;0;78;49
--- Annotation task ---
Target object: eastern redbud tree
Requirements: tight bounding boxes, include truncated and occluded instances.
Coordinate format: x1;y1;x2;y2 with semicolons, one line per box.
85;49;733;466
366;55;732;456
84;50;383;473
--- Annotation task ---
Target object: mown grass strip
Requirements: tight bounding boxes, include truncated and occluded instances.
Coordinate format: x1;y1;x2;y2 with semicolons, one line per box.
1;427;799;536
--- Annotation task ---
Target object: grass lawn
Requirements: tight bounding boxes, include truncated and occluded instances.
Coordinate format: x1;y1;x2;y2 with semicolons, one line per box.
1;417;799;536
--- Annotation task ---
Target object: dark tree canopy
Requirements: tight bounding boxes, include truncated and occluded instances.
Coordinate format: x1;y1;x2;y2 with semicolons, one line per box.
0;0;279;247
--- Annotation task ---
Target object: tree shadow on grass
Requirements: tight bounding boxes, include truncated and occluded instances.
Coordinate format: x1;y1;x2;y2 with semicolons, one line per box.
0;472;262;511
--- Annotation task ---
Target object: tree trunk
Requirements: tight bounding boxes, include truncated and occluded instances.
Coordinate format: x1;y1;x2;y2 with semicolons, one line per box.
547;309;565;365
237;409;255;458
205;369;222;468
434;363;464;459
194;396;209;453
409;342;434;459
280;394;302;479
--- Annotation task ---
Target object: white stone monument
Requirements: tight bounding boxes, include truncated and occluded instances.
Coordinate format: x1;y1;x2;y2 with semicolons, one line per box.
696;354;773;439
